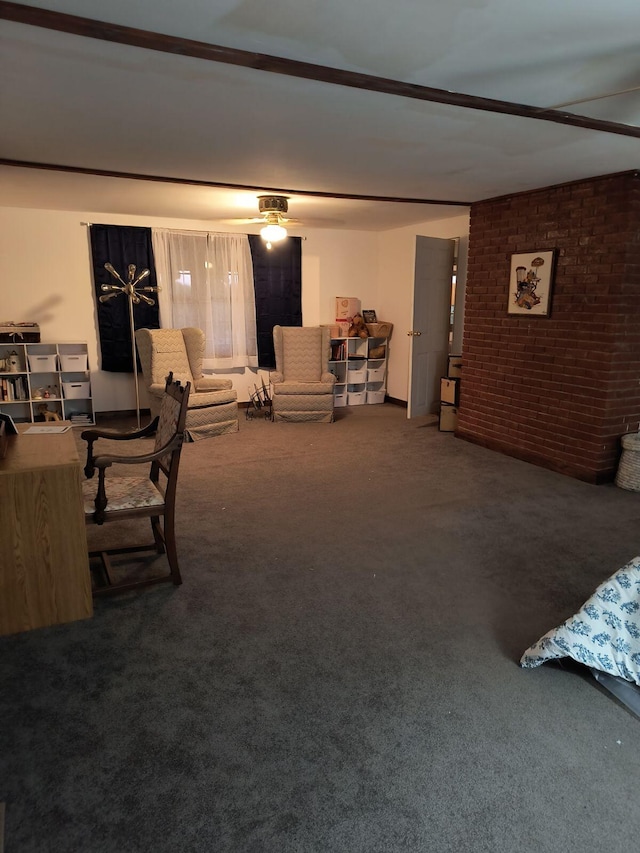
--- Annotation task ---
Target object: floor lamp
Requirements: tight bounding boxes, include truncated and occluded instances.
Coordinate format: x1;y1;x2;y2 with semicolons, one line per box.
99;262;160;429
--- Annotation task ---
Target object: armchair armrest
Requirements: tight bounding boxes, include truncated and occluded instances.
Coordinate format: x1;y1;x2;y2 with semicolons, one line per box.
148;382;166;398
194;377;233;392
270;371;284;385
82;418;159;479
321;372;337;385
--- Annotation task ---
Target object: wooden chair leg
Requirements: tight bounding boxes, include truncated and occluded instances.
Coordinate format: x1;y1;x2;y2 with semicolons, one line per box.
150;515;165;554
163;514;183;586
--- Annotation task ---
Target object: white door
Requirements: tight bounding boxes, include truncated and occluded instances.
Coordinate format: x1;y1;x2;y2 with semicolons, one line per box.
408;236;455;418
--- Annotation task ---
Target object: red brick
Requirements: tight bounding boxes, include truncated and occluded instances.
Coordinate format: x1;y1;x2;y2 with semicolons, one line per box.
460;171;640;481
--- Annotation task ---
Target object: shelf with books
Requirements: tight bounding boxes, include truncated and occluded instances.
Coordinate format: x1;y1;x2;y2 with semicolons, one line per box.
329;335;389;407
0;342;94;424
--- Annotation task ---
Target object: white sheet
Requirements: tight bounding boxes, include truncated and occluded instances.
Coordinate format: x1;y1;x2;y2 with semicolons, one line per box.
521;557;640;686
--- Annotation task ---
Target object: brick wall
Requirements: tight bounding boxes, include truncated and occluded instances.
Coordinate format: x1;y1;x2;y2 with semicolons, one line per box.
458;171;640;483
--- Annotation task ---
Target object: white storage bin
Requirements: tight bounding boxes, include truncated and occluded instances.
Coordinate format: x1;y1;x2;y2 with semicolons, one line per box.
60;353;88;372
367;365;385;382
367;390;386;404
28;353;57;372
348;390;366;405
334;392;347;408
347;365;367;383
63;380;91;399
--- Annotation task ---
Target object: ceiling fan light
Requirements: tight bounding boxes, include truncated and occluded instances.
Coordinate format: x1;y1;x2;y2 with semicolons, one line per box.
260;223;287;243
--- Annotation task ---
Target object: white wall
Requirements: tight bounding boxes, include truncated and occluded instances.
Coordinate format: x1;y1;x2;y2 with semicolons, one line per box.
0;204;468;413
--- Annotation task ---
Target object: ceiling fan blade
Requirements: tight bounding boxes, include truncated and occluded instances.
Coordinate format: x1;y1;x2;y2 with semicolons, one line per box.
219;217;266;225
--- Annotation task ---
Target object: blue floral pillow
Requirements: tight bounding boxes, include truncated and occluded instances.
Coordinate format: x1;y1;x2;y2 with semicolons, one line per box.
521;557;640;685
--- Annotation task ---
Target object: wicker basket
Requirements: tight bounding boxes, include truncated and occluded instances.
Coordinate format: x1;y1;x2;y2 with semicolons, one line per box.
366;321;393;339
615;432;640;491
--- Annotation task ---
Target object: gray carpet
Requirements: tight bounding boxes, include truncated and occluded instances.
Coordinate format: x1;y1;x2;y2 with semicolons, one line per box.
2;404;640;852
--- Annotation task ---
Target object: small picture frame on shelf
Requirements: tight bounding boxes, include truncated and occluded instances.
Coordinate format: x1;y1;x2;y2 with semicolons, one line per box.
0;411;18;435
362;310;377;323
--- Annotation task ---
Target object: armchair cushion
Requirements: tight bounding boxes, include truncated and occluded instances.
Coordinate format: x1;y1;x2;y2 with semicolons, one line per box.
187;389;237;406
150;336;194;386
282;332;323;382
273;380;335;395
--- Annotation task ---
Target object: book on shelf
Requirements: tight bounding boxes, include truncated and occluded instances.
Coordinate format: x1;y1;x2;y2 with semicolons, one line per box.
330;341;346;361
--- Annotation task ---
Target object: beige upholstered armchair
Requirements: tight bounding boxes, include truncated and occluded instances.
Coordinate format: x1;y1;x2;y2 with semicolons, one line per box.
135;328;239;440
270;325;336;422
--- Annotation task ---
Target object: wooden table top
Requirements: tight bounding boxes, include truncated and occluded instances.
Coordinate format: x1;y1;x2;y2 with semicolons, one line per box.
0;422;80;474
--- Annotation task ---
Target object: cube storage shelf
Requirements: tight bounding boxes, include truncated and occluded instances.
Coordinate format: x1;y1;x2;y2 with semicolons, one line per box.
0;342;94;425
329;335;389;407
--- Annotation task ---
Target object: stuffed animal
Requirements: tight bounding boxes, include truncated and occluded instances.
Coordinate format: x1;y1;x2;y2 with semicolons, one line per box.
38;403;62;422
348;313;369;339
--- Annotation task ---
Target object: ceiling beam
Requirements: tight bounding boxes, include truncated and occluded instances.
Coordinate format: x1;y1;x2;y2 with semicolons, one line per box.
1;1;639;140
0;158;472;206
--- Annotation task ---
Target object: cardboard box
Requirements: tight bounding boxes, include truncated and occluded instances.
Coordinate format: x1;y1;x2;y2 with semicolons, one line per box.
439;404;458;432
448;354;462;378
335;297;361;324
440;376;459;405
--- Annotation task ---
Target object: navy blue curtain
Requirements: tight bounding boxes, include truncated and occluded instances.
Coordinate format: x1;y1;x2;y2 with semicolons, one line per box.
89;225;159;372
249;236;302;369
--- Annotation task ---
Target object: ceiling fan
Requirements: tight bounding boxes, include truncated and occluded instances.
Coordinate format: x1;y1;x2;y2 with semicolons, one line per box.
225;195;302;248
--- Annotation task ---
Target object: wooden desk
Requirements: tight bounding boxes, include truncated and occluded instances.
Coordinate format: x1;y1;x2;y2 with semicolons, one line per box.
0;424;93;636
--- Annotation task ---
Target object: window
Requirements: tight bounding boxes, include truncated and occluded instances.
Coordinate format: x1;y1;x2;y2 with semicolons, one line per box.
152;230;258;369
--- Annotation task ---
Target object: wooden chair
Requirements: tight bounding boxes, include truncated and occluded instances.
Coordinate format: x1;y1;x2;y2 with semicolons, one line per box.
81;374;190;596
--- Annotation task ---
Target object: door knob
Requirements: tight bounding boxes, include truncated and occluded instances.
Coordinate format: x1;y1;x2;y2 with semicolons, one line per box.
407;331;422;336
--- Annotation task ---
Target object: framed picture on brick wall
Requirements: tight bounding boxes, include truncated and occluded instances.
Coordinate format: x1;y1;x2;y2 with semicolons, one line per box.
507;250;557;317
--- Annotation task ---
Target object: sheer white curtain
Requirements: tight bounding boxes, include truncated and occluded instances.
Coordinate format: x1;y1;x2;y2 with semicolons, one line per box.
152;229;258;369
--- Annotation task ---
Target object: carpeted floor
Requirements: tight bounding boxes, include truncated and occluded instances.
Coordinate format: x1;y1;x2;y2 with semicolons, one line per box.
2;403;640;852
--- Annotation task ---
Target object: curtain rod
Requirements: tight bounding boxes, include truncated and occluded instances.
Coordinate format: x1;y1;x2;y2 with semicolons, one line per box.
81;223;307;238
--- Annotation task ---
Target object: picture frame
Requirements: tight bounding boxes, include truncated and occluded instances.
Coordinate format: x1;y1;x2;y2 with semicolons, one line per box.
0;411;18;435
362;309;377;323
507;250;557;317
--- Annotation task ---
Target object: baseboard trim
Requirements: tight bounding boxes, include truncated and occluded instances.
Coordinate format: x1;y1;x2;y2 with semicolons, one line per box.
385;396;408;408
455;428;615;485
95;409;151;419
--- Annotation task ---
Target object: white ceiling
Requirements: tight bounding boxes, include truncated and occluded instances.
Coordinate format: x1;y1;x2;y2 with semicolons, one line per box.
1;0;638;231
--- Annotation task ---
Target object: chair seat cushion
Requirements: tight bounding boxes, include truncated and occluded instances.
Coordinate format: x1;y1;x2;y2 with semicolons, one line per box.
82;476;164;515
148;385;236;406
188;389;237;406
273;381;334;395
